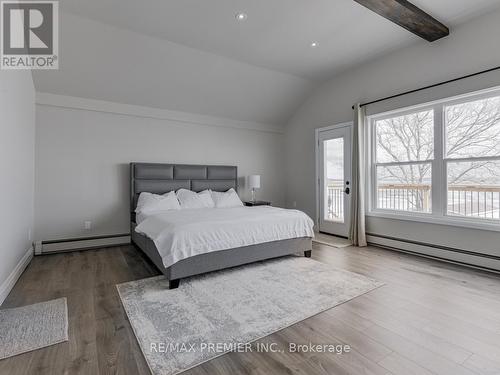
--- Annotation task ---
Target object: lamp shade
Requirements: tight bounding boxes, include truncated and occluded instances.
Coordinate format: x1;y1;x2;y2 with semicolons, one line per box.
248;175;261;189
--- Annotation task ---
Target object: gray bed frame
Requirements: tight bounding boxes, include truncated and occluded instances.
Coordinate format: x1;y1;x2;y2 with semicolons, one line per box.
130;163;312;289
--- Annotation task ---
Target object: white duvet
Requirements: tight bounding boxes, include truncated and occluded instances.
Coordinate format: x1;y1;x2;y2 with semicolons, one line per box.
135;206;315;268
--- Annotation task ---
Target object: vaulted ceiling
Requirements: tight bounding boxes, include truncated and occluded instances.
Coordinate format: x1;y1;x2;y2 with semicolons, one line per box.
33;0;500;126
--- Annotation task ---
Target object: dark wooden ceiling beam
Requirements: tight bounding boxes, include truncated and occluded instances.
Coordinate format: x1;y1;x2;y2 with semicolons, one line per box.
353;0;449;42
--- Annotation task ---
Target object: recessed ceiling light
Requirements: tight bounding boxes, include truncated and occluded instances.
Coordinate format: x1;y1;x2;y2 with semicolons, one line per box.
311;42;319;48
235;12;247;21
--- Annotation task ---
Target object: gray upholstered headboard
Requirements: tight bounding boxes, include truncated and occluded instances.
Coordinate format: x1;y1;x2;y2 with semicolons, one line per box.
130;163;238;220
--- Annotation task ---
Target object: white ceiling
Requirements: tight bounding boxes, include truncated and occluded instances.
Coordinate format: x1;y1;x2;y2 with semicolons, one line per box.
33;0;500;126
60;0;500;80
33;12;313;126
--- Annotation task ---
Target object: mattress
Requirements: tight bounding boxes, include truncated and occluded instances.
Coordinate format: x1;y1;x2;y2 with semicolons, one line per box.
135;206;314;268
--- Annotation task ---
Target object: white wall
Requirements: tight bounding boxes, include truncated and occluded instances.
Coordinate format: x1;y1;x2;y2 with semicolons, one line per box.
285;10;500;261
35;97;285;241
0;70;35;303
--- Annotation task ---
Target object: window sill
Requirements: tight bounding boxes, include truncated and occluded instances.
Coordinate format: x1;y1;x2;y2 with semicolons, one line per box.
366;210;500;232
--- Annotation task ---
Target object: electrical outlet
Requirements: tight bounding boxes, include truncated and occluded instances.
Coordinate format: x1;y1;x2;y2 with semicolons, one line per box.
292;201;297;208
28;228;32;241
84;221;92;230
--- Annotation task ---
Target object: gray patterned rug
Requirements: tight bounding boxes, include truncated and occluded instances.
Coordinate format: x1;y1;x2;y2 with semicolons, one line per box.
0;298;68;360
117;257;383;375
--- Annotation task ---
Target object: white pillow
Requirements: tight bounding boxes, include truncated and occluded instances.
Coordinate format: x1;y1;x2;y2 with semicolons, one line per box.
211;188;243;208
135;191;180;214
176;189;215;209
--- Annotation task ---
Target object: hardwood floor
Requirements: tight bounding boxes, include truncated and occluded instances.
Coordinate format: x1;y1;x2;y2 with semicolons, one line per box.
1;242;500;375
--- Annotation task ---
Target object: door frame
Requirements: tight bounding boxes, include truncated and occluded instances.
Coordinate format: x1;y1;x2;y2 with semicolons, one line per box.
315;121;353;235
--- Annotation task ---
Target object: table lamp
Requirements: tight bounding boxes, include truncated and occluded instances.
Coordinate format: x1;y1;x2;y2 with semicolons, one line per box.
248;175;261;203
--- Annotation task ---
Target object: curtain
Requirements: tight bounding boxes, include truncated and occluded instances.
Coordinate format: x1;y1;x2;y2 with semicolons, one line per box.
349;104;367;247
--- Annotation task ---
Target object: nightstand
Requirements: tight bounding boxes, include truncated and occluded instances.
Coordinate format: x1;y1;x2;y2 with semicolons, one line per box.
244;201;271;207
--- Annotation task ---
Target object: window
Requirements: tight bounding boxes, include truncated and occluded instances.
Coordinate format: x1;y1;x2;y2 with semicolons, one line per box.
369;89;500;228
445;96;500;219
374;110;433;213
324;138;344;222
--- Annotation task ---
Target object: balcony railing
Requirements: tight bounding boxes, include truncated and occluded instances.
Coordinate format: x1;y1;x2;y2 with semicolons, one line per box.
377;184;431;212
326;183;500;220
327;184;344;220
376;184;500;219
448;185;500;219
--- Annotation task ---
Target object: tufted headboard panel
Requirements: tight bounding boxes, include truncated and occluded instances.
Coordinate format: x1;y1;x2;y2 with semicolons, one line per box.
130;163;238;220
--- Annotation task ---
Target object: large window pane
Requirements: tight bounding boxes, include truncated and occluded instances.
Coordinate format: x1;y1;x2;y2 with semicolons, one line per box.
445;96;500;159
376;110;434;163
447;160;500;219
377;164;432;213
324;138;344;222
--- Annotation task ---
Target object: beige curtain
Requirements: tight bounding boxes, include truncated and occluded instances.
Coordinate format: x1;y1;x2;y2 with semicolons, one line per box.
349;104;367;247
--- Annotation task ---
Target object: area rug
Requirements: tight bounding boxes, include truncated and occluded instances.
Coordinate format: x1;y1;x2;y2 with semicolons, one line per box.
0;298;68;360
118;257;382;375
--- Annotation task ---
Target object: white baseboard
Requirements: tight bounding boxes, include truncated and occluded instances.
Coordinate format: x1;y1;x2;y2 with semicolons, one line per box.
367;234;500;273
41;235;131;254
0;247;34;306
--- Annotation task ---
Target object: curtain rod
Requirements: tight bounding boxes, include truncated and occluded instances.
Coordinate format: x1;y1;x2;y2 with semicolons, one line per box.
352;65;500;110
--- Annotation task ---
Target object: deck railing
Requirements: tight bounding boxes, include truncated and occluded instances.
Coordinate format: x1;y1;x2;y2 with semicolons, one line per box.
448;185;500;219
327;184;344;220
377;184;431;212
326;183;500;220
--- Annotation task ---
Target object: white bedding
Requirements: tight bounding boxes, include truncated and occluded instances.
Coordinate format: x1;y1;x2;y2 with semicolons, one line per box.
135;206;314;268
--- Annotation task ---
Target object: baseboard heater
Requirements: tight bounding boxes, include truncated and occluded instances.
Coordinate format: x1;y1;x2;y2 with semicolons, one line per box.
367;233;500;274
36;233;131;254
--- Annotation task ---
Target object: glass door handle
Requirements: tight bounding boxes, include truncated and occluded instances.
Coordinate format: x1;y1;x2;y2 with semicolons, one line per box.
344;181;350;195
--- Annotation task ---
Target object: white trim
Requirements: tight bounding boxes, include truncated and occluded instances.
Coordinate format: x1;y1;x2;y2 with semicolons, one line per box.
41;235;131;254
445;155;500;163
315;122;353;133
315;122;353;235
366;209;500;232
35;93;284;134
373;160;432;167
367;235;500;272
366;86;500;232
367;84;500;119
316;123;353;227
0;247;33;306
434;105;446;219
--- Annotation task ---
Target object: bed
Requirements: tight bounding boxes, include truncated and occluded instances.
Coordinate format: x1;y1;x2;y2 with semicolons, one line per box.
130;163;313;289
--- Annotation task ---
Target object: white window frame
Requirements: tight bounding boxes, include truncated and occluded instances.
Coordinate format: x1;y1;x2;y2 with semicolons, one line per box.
366;86;500;232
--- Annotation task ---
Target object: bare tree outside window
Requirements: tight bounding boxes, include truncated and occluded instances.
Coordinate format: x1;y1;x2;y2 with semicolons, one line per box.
372;94;500;220
446;96;500;159
445;96;500;219
375;110;433;212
